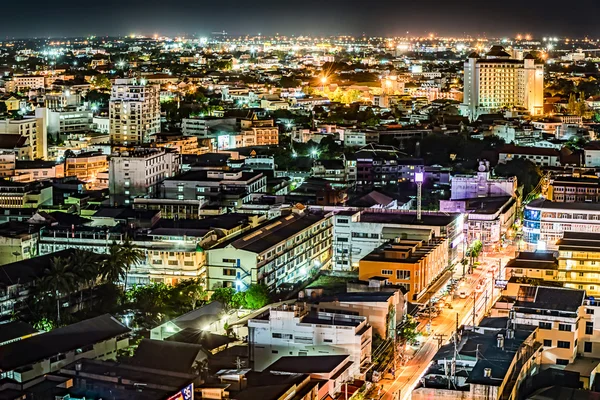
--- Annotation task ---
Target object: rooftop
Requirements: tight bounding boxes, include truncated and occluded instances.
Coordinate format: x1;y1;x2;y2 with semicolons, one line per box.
266;355;349;374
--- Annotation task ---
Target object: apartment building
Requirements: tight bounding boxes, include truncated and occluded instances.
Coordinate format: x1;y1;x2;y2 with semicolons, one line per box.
14;160;64;182
109;78;160;144
557;232;600;296
154;135;205;155
10;75;46;91
512;286;598;365
461;47;544;119
47;108;93;137
332;210;463;271
162;169;266;208
205;211;332;291
109;148;181;206
523;199;600;250
0;110;48;160
547;176;600;203
248;303;372;376
38;225;208;287
450;161;517;200
65;151;108;187
359;237;448;302
0;181;52;208
240;117;279;146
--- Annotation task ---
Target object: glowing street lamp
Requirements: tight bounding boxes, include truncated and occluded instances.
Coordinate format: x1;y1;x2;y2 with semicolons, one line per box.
320;76;327;92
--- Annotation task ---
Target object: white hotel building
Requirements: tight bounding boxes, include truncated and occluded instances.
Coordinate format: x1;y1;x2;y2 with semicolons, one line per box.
461;46;544;120
523;199;600;250
248;303;372;376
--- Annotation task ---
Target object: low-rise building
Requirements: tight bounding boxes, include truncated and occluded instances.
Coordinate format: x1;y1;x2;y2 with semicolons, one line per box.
498;144;561;167
0;180;52;208
546;175;600;203
248;304;372;376
206;211;332;291
557;232;600;296
359;237;448;302
0;314;129;383
440;196;517;245
332;210;463;271
64;151;108;187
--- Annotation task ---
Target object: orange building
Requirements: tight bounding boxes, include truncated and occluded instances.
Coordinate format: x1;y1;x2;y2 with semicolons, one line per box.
359;237;448;302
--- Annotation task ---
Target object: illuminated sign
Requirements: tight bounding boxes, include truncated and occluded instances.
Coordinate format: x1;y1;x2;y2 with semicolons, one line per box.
495;279;508;289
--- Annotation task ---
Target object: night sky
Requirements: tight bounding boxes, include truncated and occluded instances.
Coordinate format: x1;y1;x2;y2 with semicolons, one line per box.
3;0;600;38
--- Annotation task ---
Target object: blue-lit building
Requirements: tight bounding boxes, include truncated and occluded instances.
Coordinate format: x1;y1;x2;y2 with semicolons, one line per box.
523;199;600;250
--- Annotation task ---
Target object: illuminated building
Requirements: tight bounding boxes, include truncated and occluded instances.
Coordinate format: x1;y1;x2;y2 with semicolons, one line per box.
64;151;108;187
523;199;600;250
358;236;448;302
461;46;544;119
109;148;181;206
109;78;160;145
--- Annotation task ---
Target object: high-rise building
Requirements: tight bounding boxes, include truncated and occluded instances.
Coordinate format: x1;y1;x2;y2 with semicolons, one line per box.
109;78;160;145
461;46;544;120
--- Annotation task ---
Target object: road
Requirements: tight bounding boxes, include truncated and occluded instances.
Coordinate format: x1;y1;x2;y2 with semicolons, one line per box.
375;245;516;400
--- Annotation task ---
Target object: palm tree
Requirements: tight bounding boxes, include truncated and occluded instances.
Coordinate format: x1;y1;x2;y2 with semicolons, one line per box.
102;238;144;292
38;256;77;324
71;250;101;306
119;237;145;291
102;242;128;285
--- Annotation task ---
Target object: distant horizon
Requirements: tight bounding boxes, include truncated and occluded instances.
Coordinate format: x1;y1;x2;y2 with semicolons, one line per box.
1;0;599;39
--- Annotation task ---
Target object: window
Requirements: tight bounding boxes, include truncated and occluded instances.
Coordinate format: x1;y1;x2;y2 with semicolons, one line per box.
381;269;393;275
337;218;349;224
559;324;572;332
539;322;552;330
223;268;236;276
397;270;411;280
222;258;237;264
586;321;594;335
543;339;552;347
272;333;292;339
324;339;332;343
586;309;595;315
545;270;554;276
271;350;278;354
557;341;570;349
585;342;593;353
556;359;569;366
338;237;348;242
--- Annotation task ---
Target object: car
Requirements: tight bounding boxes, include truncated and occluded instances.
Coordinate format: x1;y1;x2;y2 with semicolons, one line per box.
476;283;484;292
458;290;468;299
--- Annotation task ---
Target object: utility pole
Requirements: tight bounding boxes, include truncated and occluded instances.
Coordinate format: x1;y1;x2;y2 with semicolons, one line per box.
416;168;424;221
472;291;476;327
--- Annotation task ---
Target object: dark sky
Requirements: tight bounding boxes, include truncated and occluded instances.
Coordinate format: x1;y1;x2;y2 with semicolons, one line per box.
3;0;600;39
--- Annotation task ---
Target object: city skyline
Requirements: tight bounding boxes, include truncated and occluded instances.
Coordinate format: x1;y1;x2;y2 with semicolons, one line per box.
3;0;600;39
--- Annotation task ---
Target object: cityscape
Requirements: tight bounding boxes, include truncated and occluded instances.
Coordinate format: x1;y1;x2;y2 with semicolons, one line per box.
3;5;600;399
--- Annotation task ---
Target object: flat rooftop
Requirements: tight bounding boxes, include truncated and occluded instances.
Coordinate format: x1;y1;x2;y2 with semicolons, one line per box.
358;211;460;227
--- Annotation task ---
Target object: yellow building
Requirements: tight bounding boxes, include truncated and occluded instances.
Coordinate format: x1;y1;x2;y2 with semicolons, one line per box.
359;237;448;302
557;232;600;296
65;151;108;188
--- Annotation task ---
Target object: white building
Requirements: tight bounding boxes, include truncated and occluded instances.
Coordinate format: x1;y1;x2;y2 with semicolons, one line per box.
498;145;561;167
523;199;600;250
93;116;109;134
332;210;463;271
451;161;517;200
206;211;332;290
47;109;93;137
584;143;600;167
461;46;544;120
109;78;160;144
248;303;372;376
109;148;181;205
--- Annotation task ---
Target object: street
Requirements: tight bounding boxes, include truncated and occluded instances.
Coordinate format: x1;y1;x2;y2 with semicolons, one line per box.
375;245;517;400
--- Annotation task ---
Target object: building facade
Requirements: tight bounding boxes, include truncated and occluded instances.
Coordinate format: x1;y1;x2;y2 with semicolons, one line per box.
109;78;160;144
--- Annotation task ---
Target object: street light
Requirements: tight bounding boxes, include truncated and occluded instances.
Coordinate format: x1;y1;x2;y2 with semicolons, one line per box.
320;76;327;92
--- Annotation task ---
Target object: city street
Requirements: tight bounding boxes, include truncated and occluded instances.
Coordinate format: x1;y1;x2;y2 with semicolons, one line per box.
374;245;517;400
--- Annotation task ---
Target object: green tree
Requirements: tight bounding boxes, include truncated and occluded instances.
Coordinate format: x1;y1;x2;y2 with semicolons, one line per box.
71;249;101;305
398;316;419;344
241;284;270;309
38;257;77;324
466;240;483;266
102;242;129;287
0;102;7;115
210;287;237;306
92;74;111;89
